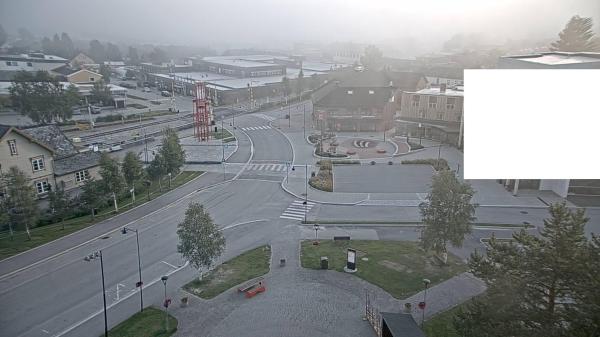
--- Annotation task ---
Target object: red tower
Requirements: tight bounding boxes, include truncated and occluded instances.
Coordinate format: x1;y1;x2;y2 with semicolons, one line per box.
193;82;211;141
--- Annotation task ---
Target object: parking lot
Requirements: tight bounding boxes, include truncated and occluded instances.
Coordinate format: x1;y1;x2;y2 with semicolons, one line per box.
333;164;435;193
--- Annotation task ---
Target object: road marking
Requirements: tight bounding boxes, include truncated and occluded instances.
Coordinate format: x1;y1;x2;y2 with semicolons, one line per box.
162;261;178;269
221;219;269;231
0;172;209;281
41;329;49;334
280;200;315;221
54;261;190;337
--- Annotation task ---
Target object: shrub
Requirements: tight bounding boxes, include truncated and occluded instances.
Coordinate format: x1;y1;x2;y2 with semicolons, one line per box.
401;158;450;171
408;142;424;150
95;114;124;123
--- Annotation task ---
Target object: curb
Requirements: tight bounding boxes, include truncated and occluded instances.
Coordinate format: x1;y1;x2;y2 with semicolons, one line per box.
279;180;364;206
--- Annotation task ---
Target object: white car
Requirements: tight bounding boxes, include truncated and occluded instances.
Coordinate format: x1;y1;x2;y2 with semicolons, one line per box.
143;87;151;92
109;145;123;152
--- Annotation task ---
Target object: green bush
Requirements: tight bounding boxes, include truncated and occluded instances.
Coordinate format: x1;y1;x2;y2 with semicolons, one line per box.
401;158;450;171
408;142;424;150
95;114;124;123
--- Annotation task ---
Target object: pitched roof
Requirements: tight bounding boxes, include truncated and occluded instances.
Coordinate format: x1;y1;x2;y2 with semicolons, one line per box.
0;124;55;153
0;124;10;139
20;125;77;158
52;64;79;76
53;151;101;176
315;87;392;109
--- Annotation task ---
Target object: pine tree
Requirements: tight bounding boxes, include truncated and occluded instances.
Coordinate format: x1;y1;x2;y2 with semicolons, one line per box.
177;202;225;279
463;203;591;336
551;15;599;52
419;170;477;263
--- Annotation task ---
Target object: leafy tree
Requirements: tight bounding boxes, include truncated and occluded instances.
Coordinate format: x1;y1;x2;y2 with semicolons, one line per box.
296;68;304;99
60;32;75;58
282;76;291;97
146;153;166;191
122;151;144;187
3;167;38;240
127;46;140;64
99;64;111;83
361;45;384;70
157;127;185;176
419;170;477;263
9;71;81;123
551;15;599;52
81;179;106;219
177;202;225;279
99;153;125;196
106;42;122;61
0;199;10;239
48;185;71;230
0;24;6;47
148;47;168;64
462;203;593;337
90;80;112;105
89;40;106;62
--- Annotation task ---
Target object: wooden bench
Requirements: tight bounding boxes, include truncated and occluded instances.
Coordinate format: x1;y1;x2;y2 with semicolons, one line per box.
237;278;265;294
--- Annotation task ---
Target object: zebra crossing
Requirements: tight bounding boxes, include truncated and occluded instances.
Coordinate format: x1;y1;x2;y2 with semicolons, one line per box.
244;163;288;172
253;113;277;122
280;200;316;221
241;125;272;131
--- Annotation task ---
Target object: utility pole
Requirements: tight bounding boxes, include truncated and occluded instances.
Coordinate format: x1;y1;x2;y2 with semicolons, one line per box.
85;96;94;130
221;118;225;162
305;164;308;222
288;102;291;128
303;103;306;140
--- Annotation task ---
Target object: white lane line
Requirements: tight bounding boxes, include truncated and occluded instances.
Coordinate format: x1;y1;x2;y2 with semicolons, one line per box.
280;215;304;220
283;210;306;215
257;164;266;170
55;261;190;337
41;329;49;334
221;219;268;231
162;261;178;269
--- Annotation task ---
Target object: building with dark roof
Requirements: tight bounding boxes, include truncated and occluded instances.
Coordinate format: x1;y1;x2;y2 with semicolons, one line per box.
381;312;425;337
312;69;427;132
0;124;101;198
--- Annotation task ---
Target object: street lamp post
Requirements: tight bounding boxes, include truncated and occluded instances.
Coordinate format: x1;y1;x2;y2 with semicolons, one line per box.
122;227;144;312
421;278;431;327
305;164;308;222
161;275;169;332
419;123;423;145
84;251;108;337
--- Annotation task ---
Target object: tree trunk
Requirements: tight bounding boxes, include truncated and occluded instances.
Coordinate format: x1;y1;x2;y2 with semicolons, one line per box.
91;208;95;220
25;223;31;241
61;218;65;231
8;222;14;241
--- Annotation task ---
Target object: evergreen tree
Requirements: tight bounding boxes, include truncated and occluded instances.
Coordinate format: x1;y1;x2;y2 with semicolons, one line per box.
419;170;477;263
282;76;291;97
177;202;225;279
361;45;384;70
90;80;111;105
551;15;599;52
52;33;61;55
41;37;53;55
296;68;304;99
106;42;122;61
127;46;140;64
89;40;106;62
122;151;144;187
60;32;75;58
463;203;593;336
99;64;111;83
3;167;38;240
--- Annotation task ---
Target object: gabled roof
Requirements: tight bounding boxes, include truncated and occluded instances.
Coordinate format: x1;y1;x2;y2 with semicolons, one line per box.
53;151;101;176
20;125;77;158
0;124;56;154
67;69;102;79
381;312;425;337
52;64;79;76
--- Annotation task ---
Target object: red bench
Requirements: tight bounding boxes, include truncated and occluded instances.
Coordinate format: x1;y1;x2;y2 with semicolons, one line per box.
237;278;266;298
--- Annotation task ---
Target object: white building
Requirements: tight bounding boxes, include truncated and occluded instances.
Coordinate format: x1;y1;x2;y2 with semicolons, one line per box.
0;53;68;72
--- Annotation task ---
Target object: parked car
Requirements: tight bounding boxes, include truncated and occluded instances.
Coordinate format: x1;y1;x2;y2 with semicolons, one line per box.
142;87;151;92
109;144;123;152
161;90;171;97
91;106;102;114
118;82;135;89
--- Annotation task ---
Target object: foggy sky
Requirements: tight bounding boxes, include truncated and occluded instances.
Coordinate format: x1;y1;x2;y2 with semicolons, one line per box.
1;0;599;51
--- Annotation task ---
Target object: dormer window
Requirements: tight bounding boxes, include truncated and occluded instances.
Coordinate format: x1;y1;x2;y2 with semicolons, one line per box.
347;90;353;95
369;90;374;95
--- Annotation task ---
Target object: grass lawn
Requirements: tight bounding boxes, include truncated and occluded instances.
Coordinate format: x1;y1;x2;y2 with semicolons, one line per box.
0;171;202;260
300;240;467;299
211;128;234;140
423;298;476;337
183;245;271;299
108;307;177;337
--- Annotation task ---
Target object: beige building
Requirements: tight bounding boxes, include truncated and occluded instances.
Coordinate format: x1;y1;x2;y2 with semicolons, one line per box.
0;125;101;198
0;125;55;197
396;84;464;146
53;65;103;85
69;52;97;69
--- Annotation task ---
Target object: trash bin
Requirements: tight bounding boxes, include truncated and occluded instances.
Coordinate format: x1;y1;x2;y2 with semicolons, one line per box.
320;256;329;269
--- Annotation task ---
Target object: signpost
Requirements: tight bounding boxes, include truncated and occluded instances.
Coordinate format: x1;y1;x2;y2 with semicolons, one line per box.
344;248;357;273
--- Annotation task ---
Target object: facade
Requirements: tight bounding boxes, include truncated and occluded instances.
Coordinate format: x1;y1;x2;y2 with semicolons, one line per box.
69;53;96;68
498;52;600;69
52;66;103;84
0;125;101;198
0;53;68;72
313;69;427;132
396;84;464;146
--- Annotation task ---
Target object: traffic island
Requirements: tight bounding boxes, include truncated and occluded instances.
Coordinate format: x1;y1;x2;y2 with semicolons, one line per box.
183;245;271;299
300;240;467;299
107;307;177;337
309;160;333;192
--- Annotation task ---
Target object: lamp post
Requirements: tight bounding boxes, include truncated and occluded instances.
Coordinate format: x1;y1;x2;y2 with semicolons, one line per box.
304;164;308;222
419;123;423;145
303;103;306;140
421;278;431;327
122;227;144;312
161;275;169;332
84;250;107;337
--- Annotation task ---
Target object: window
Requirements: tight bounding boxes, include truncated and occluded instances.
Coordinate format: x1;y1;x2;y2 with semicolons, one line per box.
31;157;45;172
457;113;462;122
411;95;420;107
27;62;33;67
90;77;95;82
347;90;353;95
437;112;444;120
428;102;437;109
446;97;456;110
8;139;17;155
428;96;438;109
369;90;374;95
35;180;51;194
419;109;426;118
75;170;90;182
